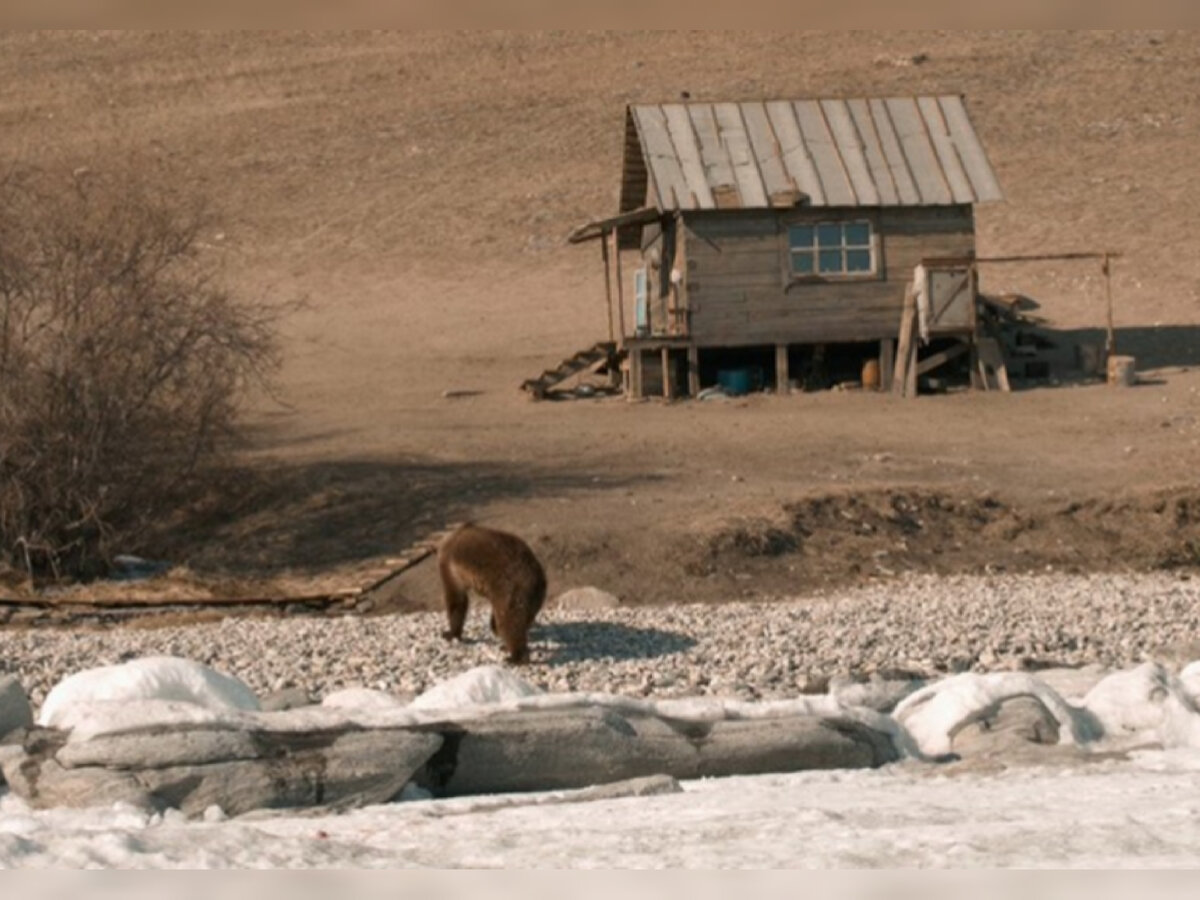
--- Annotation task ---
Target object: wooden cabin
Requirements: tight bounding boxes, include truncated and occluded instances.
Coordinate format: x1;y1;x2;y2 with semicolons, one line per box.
569;96;1004;398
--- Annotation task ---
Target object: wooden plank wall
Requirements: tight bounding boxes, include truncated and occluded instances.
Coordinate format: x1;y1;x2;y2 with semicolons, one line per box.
683;206;975;346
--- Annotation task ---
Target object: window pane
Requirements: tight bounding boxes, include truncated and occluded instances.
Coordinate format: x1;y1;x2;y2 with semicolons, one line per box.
846;249;872;272
791;251;814;274
844;222;870;246
816;223;842;247
818;249;843;272
788;225;814;249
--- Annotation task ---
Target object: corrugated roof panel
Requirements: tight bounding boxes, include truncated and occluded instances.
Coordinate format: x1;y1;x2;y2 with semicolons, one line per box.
687;104;739;206
765;100;826;204
739;101;795;204
847;99;899;206
633;105;690;209
868;98;921;205
822;99;880;206
793;100;856;206
937;95;1003;202
713;103;769;208
661;104;714;209
918;96;976;203
627;96;1000;211
884;97;952;205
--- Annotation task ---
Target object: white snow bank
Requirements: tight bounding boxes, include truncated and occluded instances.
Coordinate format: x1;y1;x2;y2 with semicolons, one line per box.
408;665;543;711
892;672;1096;756
321;687;408;710
1082;662;1200;750
37;656;259;732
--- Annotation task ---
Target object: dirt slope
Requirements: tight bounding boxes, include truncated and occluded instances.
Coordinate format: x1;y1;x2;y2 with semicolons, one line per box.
2;31;1198;605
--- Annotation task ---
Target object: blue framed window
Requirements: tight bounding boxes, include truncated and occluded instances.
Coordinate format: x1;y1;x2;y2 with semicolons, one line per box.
788;221;874;277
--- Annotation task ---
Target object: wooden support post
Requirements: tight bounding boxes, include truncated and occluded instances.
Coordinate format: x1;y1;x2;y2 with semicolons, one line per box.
1103;252;1115;358
629;347;643;399
879;339;894;392
775;344;790;394
600;229;615;344
687;344;700;397
612;230;626;344
892;284;918;398
661;347;674;399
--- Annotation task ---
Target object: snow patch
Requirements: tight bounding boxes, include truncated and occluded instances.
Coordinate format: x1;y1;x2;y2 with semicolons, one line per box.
38;656;259;732
408;665;543;711
321;687;408;710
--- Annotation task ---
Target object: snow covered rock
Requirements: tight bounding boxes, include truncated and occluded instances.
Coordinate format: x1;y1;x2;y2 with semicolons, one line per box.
0;676;33;740
38;657;259;730
409;665;542;711
950;695;1061;757
1080;662;1200;749
892;672;1092;757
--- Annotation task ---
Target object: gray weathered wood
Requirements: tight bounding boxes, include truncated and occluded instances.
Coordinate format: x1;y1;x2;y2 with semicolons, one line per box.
5;726;442;818
416;707;898;798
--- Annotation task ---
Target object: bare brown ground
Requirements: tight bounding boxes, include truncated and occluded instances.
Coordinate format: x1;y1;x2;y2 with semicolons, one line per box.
2;31;1199;611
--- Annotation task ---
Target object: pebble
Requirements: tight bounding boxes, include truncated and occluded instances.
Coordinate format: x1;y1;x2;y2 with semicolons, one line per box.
2;572;1200;709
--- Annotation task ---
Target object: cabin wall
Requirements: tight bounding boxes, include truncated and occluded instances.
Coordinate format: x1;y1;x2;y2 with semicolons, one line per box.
682;206;975;346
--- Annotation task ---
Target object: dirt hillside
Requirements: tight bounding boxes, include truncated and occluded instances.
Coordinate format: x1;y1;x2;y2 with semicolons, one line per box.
2;31;1198;607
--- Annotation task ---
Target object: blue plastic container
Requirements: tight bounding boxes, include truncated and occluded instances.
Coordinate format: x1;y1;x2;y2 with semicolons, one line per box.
717;368;757;396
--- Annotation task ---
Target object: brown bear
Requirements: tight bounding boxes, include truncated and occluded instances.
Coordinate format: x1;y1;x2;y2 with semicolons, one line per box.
436;523;547;664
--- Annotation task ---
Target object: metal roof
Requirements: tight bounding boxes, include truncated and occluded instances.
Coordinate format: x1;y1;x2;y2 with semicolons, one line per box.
623;96;1003;213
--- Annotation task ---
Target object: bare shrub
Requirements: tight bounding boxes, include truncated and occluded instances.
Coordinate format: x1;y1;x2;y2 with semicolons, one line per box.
0;161;281;581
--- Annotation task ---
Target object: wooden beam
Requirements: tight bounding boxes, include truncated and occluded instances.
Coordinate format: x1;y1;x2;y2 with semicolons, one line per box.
915;340;969;376
687;344;700;397
892;283;918;398
879;339;895;392
661;347;674;399
775;344;790;394
600;231;615;344
612;230;627;343
629;348;643;399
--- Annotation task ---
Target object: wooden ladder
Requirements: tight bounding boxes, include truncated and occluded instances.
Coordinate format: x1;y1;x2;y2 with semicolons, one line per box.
520;341;620;399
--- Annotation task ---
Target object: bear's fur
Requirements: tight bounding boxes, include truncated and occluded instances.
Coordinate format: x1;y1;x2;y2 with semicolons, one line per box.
437;523;546;664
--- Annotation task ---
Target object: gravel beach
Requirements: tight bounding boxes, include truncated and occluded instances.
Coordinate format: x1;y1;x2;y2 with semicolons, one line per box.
3;572;1200;709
